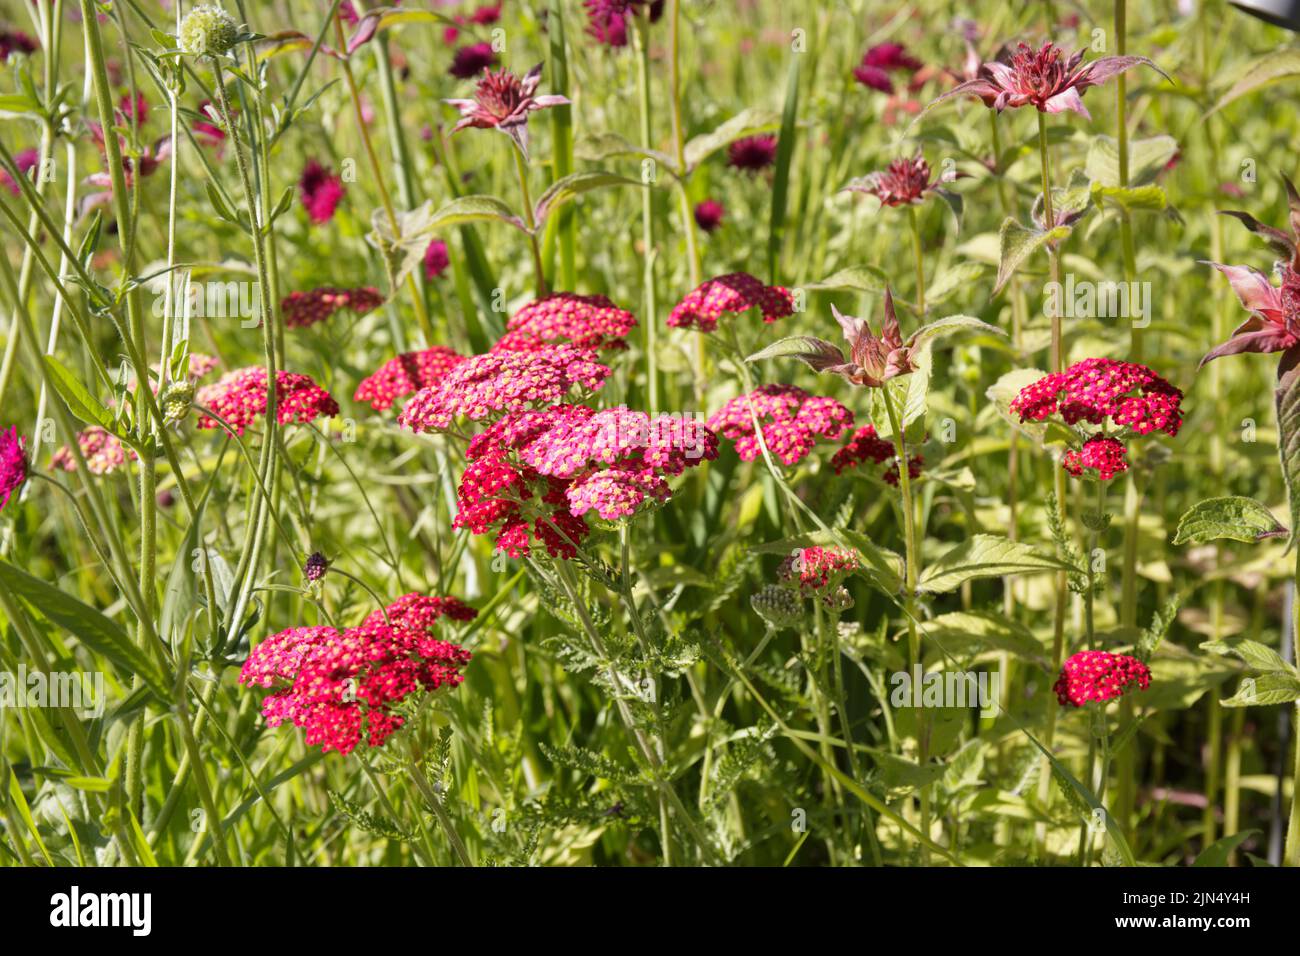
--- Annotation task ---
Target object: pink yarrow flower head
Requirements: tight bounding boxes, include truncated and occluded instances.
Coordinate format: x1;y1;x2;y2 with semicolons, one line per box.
239;619;472;755
1054;650;1151;707
844;153;956;208
930;40;1167;120
708;384;854;466
281;286;382;329
299;159;345;224
493;292;638;353
830;424;922;485
667;272;795;333
281;286;383;329
354;346;467;412
1201;175;1300;369
694;198;725;232
397;344;611;433
774;289;916;388
727;134;778;173
197;367;340;435
50;427;132;475
364;593;479;633
0;426;27;511
778;545;858;594
423;238;450;280
445;63;570;157
449;42;498;79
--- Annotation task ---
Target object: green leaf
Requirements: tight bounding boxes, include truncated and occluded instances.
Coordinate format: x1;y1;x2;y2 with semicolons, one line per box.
745;334;841;366
1136;592;1182;660
925;262;985;306
804;264;888;294
1022;730;1137;867
1209;48;1300;116
994;217;1070;294
907;314;1005;353
919;535;1076;594
161;501;206;653
1091;183;1167;214
1173;496;1287;545
0;558;169;703
41;355;115;431
1193;830;1259;867
921;611;1049;668
574;132;673;170
1274;363;1300;552
987;368;1050;445
1219;672;1300;707
1200;637;1297;675
532;171;643;227
1085;134;1179;187
767;54;800;281
683;107;781;172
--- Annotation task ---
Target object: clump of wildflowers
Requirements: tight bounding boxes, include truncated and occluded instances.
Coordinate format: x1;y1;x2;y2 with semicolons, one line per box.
1053;650;1151;707
0;426;28;510
354;347;467;412
667;272;795;333
196;367;340;434
239;620;471;755
397;345;611;432
281;286;383;329
493;293;638;354
708;385;853;466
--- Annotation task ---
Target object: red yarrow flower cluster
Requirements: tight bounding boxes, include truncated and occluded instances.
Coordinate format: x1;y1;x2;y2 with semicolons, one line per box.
455;404;716;554
299;159;345;224
1009;358;1183;437
239;619;472;755
708;384;854;466
830;424;922;486
281;286;383;329
364;593;479;632
1063;435;1128;481
197;367;340;434
667;272;795;333
778;546;859;593
493;292;638;353
0;426;27;510
397;345;611;432
354;346;467;412
1053;650;1151;707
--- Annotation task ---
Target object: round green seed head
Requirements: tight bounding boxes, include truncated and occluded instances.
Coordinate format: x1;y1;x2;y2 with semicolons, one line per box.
178;5;239;57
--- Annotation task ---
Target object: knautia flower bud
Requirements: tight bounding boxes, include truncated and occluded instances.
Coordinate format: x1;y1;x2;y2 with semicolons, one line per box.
303;552;330;583
159;379;195;425
178;5;240;58
751;585;802;630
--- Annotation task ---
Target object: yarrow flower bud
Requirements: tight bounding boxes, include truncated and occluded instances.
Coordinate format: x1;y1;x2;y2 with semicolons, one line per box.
159;379;195;425
1053;650;1151;707
751;585;803;629
178;4;240;57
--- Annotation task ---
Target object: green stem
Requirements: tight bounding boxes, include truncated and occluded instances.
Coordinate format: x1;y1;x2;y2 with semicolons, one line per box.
633;17;659;412
511;147;548;296
907;205;926;316
1286;551;1300;867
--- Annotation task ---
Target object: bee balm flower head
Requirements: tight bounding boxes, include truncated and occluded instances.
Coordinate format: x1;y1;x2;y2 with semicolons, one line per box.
445;63;570;157
0;426;28;511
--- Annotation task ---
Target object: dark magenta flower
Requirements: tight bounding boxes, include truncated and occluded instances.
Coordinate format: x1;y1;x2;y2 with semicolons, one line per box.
449;42;497;79
693;198;725;232
445;63;570;157
727;134;778;173
583;0;663;48
0;148;39;196
0;426;27;511
423;238;450;280
303;552;330;583
931;40;1166;120
853;63;894;93
299;160;345;224
844;153;955;208
863;43;922;72
0;28;37;62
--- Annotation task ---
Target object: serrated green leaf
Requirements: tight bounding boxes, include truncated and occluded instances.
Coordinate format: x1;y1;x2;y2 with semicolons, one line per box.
919;535;1076;594
994;217;1070;294
1219;672;1300;707
804;264;888;294
1201;637;1297;675
1173;496;1287;545
533;171;643;227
